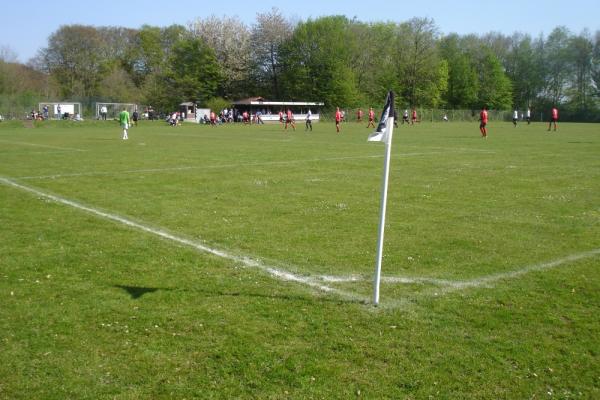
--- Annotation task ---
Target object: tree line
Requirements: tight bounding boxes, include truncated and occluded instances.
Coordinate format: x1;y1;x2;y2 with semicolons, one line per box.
2;9;599;121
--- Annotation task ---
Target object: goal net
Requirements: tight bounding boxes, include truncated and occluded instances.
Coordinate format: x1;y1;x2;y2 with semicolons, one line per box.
95;103;138;120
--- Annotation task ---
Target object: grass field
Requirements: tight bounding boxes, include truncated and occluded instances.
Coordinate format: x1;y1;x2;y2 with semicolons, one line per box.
1;118;599;399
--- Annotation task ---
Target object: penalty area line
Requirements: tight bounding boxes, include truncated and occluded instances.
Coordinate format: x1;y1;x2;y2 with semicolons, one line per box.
0;177;367;303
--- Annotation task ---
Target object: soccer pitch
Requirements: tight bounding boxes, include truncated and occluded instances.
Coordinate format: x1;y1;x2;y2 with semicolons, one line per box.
1;120;599;398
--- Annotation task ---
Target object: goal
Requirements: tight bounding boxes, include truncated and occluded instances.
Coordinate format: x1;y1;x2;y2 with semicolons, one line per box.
95;103;138;120
38;102;82;119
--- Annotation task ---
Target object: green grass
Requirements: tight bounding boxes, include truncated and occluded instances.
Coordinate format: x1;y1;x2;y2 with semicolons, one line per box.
1;119;599;398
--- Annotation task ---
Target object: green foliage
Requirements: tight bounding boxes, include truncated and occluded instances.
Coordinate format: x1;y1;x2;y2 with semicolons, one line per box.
440;36;479;108
280;16;361;108
396;18;441;107
166;38;222;104
476;51;513;109
4;19;600;120
204;97;231;113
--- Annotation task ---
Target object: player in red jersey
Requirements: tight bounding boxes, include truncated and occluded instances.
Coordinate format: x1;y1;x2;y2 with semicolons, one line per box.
548;107;558;132
367;107;375;128
356;108;363;123
411;108;417;125
479;106;488;138
285;109;295;131
335;107;342;132
209;111;217;126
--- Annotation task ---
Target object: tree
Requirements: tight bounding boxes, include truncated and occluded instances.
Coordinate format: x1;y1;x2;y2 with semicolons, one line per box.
349;21;399;104
504;34;544;109
189;16;251;99
475;50;513;109
568;30;594;110
38;25;109;98
396;18;443;107
250;7;294;98
440;34;479;108
125;24;187;87
592;31;600;100
542;27;573;105
97;67;140;102
280;16;360;108
446;53;479;108
165;38;222;107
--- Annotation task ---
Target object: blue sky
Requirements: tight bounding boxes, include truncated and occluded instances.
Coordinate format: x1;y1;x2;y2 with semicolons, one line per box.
2;0;598;63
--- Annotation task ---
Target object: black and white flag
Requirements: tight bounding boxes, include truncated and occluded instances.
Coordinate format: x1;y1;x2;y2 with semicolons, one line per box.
368;91;395;143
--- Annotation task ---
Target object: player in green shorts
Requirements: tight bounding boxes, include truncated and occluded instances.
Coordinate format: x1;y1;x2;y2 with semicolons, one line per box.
119;108;130;140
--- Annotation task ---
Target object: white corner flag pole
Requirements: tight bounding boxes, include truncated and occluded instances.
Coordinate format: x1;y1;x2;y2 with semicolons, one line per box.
373;116;394;306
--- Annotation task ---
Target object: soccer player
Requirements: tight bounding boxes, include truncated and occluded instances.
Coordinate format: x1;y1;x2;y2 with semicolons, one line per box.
132;109;139;127
335;107;342;132
512;109;518;127
526;107;531;125
305;109;312;132
285;108;295;131
411;109;417;125
279;110;284;127
402;109;409;124
479;106;488;138
548;106;558;131
357;108;363;123
367;107;375;128
119;107;130;140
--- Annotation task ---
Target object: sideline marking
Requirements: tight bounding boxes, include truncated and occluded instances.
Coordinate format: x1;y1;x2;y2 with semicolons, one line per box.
15;151;474;181
433;248;600;295
319;274;460;287
0;177;367;303
319;249;600;294
0;139;87;152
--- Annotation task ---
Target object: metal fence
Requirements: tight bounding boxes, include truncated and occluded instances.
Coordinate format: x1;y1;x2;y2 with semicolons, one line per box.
320;109;515;123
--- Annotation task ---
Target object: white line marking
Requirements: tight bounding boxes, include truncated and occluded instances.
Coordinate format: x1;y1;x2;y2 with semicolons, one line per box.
435;249;600;294
320;249;600;293
0;177;367;302
14;151;470;181
0;139;87;152
1;150;86;156
318;274;458;286
14;155;383;180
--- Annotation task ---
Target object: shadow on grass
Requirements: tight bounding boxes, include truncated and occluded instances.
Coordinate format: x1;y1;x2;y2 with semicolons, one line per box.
115;285;160;299
113;284;365;305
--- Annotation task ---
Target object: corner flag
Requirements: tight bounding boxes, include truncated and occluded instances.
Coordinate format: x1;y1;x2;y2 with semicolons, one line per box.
367;90;396;305
368;91;395;143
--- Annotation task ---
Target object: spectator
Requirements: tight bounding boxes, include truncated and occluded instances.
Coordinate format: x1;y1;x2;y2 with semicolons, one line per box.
100;105;108;120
